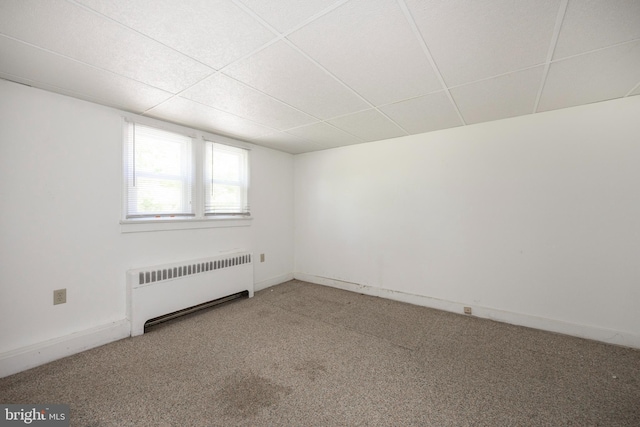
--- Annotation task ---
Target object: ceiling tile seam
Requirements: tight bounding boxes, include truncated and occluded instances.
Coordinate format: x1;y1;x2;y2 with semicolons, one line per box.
249;132;324;151
155;94;299;138
280;40;375;107
279;119;367;143
140;94;179;115
321;122;367;142
213;0;351;75
550;37;640;63
533;0;569;114
445;64;546;91
217;72;323;123
279;0;351;37
334;32;631;95
228;0;395;133
625;81;640;97
230;0;410;136
175;1;350;85
0;33;177;97
373;89;449;108
279;131;331;150
395;0;466;126
370;108;411;136
139;46;331;127
179;5;331;126
282;105;409;141
310;107;379;124
249;126;297;141
140;68;222;115
277;40;411;135
0;72;145;112
219;0;347;73
0;40;272;142
65;0;217;72
233;0;350;39
215;35;287;73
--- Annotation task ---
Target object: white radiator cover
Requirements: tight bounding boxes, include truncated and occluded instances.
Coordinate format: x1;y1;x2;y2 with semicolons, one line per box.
127;252;254;336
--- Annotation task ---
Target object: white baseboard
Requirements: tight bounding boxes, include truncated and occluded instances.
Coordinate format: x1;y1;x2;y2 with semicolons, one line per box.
254;272;295;292
4;274;637;379
294;273;640;350
0;319;130;378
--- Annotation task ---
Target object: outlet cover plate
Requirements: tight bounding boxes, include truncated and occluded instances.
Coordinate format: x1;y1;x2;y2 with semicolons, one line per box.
53;289;66;305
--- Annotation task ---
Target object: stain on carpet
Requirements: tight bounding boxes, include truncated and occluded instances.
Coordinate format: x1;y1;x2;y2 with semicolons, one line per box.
215;371;292;417
294;359;327;382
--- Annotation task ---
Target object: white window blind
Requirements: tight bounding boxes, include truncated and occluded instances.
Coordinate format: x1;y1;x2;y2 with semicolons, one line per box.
205;142;250;216
125;123;194;219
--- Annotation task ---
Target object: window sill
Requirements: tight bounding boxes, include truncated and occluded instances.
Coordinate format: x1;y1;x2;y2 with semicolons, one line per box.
120;216;253;233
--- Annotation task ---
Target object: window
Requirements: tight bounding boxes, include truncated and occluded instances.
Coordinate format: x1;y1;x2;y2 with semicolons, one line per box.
205;142;250;216
125;123;194;219
124;121;250;222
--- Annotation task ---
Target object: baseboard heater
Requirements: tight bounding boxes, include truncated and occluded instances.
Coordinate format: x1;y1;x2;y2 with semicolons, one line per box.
127;252;254;336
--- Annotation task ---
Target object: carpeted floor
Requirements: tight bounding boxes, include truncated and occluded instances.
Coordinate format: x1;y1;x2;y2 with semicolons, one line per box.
1;280;639;426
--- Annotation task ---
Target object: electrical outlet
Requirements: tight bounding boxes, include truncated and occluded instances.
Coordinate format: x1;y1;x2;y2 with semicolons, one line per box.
53;289;66;305
260;253;265;262
464;306;472;315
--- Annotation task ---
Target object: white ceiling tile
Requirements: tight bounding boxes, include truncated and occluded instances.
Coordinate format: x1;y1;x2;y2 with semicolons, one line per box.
181;73;317;130
1;0;637;154
286;122;363;148
379;91;462;134
328;109;406;142
288;0;441;106
406;0;560;86
538;41;640;112
451;66;544;125
0;36;172;113
145;96;273;140
238;0;339;33
251;131;322;154
224;41;369;120
75;0;275;69
554;0;640;60
0;0;213;93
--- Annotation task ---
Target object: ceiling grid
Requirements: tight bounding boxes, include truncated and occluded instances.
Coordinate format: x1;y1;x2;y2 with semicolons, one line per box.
0;0;638;153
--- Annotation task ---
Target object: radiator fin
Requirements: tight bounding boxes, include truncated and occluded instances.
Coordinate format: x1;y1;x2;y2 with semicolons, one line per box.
138;254;252;285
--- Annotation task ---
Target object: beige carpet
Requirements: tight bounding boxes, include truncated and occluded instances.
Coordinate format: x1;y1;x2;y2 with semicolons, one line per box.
1;280;639;426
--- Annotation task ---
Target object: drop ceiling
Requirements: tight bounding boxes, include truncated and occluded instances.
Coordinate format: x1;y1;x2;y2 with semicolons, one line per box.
1;0;639;154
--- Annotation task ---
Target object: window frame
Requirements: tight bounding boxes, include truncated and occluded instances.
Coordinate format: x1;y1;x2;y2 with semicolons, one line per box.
204;140;251;217
124;122;196;219
120;118;252;233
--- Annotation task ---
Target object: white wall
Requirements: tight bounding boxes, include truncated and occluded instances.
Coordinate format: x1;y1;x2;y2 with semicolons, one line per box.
0;80;294;374
294;96;640;348
2;76;638;378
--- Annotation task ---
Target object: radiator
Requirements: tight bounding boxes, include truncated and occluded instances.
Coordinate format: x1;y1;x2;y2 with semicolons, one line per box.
127;252;253;336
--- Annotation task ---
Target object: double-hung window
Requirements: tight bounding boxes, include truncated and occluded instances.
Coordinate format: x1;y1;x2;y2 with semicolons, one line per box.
204;142;249;216
123;121;249;223
125;123;194;219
